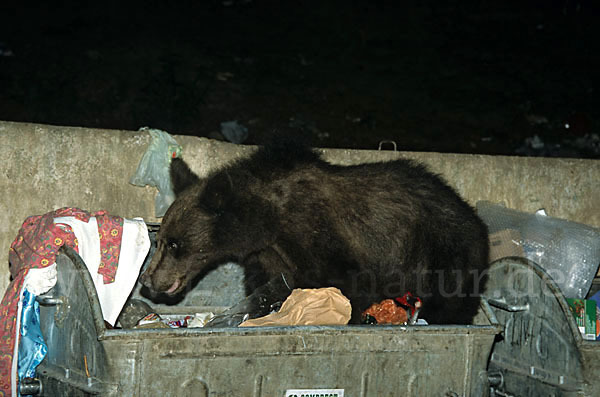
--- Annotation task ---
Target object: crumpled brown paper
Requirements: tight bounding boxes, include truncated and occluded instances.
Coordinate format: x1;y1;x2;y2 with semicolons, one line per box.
239;287;352;327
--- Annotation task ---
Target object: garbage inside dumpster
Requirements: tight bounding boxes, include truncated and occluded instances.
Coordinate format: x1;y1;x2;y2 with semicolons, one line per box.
567;298;597;341
239;287;352;327
589;290;600;341
125;311;214;329
133;312;171;329
361;292;423;326
116;298;154;328
187;312;216;327
477;201;600;299
362;298;409;325
202;273;293;328
117;297;207;329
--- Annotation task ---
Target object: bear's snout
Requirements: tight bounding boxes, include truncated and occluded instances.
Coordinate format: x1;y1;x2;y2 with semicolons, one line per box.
139;270;153;289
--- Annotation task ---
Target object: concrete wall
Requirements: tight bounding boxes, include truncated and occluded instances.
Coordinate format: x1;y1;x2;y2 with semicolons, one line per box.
1;120;599;297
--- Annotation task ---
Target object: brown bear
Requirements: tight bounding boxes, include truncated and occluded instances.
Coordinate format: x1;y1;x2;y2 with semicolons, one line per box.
141;145;489;324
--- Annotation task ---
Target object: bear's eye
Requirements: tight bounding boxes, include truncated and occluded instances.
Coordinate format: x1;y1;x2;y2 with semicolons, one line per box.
166;240;179;251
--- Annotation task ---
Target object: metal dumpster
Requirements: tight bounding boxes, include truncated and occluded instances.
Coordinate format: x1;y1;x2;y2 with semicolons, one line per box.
3;122;599;396
26;227;600;397
30;245;502;397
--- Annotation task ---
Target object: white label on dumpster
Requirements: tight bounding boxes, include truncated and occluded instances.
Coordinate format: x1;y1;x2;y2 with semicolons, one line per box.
285;389;344;397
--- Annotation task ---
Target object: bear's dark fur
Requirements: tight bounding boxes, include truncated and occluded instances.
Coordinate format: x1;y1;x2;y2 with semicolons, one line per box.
141;145;490;324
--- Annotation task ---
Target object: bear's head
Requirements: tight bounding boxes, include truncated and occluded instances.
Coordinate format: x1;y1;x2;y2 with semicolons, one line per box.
140;157;277;296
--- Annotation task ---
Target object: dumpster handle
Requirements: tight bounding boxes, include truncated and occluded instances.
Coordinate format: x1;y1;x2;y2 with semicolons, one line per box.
36;295;63;306
491;389;516;397
480;298;500;326
485;298;529;312
19;377;42;396
378;140;397;151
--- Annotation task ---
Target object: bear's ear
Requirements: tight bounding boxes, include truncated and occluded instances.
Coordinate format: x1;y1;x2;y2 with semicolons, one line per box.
199;172;234;214
170;158;200;196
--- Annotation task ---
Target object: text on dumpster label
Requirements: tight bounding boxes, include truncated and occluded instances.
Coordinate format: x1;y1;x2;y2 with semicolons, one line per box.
285;389;344;397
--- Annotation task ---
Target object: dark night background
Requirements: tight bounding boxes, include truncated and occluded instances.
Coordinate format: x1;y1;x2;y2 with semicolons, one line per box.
1;0;598;158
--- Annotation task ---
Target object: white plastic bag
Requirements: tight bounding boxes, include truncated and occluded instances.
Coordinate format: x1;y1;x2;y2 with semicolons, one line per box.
477;201;600;299
130;127;182;217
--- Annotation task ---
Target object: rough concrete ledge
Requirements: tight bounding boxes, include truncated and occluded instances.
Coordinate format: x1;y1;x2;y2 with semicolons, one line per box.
1;120;599;296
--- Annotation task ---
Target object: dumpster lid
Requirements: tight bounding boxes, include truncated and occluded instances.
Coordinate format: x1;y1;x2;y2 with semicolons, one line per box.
36;247;118;396
484;257;585;396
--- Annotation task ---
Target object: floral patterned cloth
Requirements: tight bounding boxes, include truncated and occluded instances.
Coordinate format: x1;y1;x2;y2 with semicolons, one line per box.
94;211;124;284
0;208;124;396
